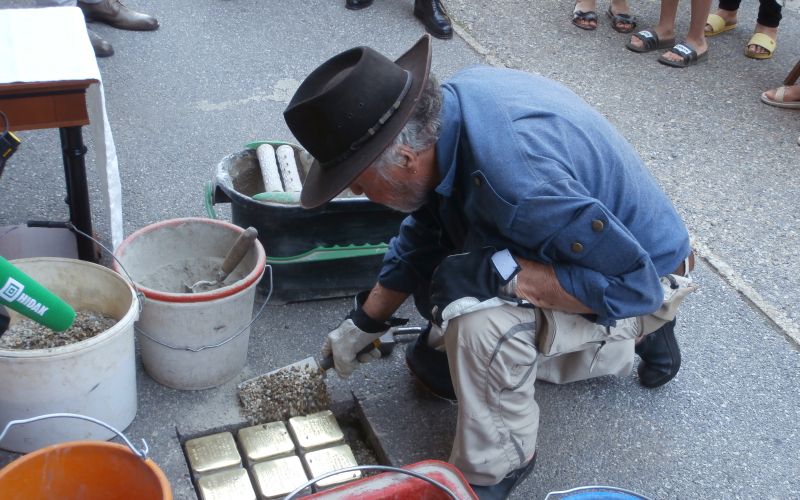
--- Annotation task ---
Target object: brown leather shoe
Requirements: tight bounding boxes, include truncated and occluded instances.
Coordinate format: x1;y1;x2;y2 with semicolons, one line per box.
78;0;159;31
88;29;114;57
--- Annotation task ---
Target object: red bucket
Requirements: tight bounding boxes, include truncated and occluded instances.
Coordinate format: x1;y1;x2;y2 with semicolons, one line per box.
304;460;477;499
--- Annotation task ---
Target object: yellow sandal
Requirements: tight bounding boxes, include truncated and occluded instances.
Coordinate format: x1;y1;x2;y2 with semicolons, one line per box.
745;32;776;60
705;14;736;36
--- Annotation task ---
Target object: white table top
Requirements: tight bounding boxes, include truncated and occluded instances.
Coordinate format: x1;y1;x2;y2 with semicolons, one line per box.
0;7;98;85
0;7;123;250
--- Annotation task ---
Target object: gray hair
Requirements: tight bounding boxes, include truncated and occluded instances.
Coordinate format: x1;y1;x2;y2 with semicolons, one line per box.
371;74;442;178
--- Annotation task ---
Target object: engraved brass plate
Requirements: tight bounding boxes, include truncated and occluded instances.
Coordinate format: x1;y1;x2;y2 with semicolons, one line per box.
252;455;309;499
185;432;242;475
288;410;344;452
197;468;255;500
238;421;295;464
302;444;361;488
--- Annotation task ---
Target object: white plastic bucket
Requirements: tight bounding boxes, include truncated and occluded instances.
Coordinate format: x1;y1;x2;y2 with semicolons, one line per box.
0;258;139;453
113;218;266;390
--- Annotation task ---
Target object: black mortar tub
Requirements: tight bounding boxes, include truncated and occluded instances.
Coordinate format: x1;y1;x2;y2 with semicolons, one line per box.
206;142;406;303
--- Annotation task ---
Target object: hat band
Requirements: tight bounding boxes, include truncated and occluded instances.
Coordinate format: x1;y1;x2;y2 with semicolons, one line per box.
320;70;413;169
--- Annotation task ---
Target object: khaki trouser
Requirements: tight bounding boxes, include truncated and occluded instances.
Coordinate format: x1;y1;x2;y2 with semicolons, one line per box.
438;274;696;485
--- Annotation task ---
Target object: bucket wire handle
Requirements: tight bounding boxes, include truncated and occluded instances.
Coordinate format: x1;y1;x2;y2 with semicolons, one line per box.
135;265;273;352
0;413;149;459
65;222;145;315
282;464;459;500
544;486;654;499
67;222;273;353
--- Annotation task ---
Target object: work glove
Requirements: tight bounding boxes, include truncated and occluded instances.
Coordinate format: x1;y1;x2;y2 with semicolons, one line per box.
322;290;408;378
430;248;521;327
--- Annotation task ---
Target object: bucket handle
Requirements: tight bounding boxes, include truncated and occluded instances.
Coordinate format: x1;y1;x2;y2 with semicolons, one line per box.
67;222;273;353
66;222;145;316
135;265;273;352
544;486;654;499
204;180;219;220
282;464;460;500
0;413;149;459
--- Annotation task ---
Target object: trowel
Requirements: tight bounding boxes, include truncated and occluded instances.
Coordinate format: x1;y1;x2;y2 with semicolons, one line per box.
243;325;423;382
237;326;423;420
184;226;258;293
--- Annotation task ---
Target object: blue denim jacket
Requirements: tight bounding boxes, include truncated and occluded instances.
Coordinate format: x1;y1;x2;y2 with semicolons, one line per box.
379;67;690;326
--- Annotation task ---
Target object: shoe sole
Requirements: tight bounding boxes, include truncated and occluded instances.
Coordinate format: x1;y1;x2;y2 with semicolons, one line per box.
760;93;800;109
625;35;676;53
705;24;736;36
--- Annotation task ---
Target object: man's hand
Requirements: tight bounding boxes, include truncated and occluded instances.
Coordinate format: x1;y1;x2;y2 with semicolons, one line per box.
430;248;520;326
321;290;407;378
322;319;382;378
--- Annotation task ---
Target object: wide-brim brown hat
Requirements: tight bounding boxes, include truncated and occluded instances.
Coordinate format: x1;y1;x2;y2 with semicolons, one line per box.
284;35;432;209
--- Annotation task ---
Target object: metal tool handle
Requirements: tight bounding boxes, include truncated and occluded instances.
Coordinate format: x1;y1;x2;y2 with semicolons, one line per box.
219;226;258;281
0;413;149;459
283;464;459;500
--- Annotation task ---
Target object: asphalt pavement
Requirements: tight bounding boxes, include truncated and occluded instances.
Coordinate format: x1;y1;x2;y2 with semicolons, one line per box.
1;0;799;498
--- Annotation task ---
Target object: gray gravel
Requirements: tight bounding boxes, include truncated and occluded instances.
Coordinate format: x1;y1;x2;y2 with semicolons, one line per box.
0;310;116;350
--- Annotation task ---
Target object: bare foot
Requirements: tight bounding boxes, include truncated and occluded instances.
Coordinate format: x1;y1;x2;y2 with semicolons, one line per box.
746;24;778;57
573;0;598;30
705;8;737;34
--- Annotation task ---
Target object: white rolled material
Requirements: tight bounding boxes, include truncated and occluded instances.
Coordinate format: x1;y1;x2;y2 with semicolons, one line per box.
256;144;284;192
276;145;303;192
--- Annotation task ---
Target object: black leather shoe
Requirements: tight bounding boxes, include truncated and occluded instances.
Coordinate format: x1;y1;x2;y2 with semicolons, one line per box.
404;325;456;400
88;29;114;57
346;0;373;10
413;0;453;40
470;453;537;500
79;0;159;31
635;318;681;388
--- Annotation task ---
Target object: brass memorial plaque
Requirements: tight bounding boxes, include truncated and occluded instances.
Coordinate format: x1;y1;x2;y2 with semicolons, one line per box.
238;421;295;465
185;432;242;475
302;444;361;488
252;455;310;499
287;410;345;452
197;467;255;500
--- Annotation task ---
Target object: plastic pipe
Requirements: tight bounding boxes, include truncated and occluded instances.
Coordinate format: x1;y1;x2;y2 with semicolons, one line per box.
0;256;75;332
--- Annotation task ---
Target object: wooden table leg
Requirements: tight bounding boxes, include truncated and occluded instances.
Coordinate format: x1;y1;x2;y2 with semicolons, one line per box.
60;125;98;262
784;59;800;86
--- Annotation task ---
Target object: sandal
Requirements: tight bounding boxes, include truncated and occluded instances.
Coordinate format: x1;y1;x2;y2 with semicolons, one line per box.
760;86;800;109
745;32;776;60
658;42;708;68
625;30;675;53
572;8;598;30
705;13;736;36
606;6;636;33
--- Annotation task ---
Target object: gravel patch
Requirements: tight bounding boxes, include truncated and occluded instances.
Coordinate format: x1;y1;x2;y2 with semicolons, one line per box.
238;365;331;424
0;310;117;350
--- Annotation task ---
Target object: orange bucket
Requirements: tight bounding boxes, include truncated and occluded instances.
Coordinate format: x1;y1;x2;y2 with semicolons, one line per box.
0;440;172;500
